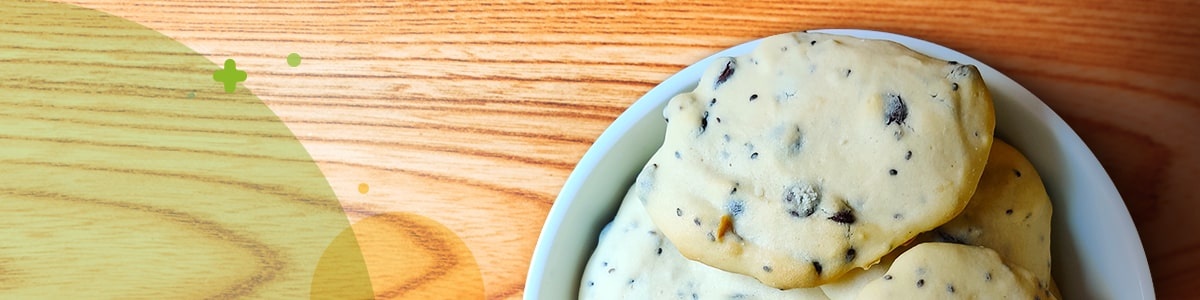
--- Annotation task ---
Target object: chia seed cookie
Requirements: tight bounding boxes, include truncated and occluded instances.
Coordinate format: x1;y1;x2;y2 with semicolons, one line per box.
815;247;901;300
856;243;1051;299
639;32;995;288
819;140;1058;299
580;187;829;300
927;139;1056;298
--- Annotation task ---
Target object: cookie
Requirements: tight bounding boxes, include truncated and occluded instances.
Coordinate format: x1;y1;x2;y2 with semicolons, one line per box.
816;249;897;300
580;187;829;300
820;140;1057;299
857;242;1051;299
928;139;1055;296
639;31;995;288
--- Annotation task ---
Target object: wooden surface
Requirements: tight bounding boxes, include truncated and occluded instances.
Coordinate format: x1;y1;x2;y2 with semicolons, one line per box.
16;0;1200;298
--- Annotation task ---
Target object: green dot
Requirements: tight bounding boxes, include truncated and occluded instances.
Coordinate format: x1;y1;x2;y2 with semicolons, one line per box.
287;53;301;67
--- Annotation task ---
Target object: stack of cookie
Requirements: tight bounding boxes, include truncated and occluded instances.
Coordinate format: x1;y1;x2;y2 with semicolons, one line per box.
580;32;1058;300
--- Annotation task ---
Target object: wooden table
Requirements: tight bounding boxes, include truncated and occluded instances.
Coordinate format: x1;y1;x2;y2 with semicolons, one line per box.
5;0;1197;298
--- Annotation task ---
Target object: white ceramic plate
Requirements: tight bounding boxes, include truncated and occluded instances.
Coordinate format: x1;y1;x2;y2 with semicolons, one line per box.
525;29;1154;300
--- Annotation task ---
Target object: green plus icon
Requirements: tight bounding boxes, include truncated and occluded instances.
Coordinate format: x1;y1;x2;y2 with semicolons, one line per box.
212;59;247;93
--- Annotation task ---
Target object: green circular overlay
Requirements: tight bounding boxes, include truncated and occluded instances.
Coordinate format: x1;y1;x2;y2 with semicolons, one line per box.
0;1;371;298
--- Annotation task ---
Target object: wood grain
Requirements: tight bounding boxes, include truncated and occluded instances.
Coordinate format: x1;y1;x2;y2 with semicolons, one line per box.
19;0;1200;298
1;2;382;298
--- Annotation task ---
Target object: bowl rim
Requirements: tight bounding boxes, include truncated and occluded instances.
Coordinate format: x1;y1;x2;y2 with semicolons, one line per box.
524;29;1154;300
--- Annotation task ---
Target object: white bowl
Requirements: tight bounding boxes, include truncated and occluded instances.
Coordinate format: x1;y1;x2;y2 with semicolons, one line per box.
525;29;1154;300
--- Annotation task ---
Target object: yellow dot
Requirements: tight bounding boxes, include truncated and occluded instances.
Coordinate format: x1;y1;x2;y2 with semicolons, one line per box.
358;183;369;194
